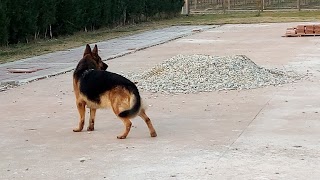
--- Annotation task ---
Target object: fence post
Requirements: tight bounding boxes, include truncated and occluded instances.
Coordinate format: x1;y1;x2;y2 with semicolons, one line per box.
182;0;190;15
256;0;262;15
297;0;301;11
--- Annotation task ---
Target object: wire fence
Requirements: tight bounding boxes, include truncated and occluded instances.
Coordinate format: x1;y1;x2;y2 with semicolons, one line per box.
188;0;320;12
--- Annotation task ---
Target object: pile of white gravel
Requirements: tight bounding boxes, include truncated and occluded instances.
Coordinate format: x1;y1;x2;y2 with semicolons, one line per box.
128;54;301;94
0;83;17;92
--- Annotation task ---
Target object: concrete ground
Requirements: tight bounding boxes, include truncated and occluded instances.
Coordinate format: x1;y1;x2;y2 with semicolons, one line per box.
1;22;320;179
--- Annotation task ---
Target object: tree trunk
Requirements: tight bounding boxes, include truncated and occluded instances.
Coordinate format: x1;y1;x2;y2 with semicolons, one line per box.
123;7;127;25
50;24;53;39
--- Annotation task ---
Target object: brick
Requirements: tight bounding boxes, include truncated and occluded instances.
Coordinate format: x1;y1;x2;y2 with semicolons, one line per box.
305;25;314;34
296;25;305;34
314;25;320;34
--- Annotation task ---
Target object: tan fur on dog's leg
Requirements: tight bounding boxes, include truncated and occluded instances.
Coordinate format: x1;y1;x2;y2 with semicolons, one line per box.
111;100;132;139
139;108;157;137
87;108;96;131
73;102;86;132
109;92;132;139
117;118;132;139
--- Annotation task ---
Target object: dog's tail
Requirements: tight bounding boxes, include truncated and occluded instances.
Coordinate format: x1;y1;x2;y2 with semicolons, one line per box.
118;86;141;118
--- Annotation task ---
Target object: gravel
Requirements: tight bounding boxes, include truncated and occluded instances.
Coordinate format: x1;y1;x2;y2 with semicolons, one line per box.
127;54;301;94
0;83;17;92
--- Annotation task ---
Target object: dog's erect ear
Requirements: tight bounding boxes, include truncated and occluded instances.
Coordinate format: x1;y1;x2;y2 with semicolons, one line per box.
83;44;92;57
92;44;98;55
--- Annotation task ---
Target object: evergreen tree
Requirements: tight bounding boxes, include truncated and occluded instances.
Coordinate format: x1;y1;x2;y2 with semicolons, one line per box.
0;0;9;45
36;0;56;39
100;0;113;26
145;0;159;19
126;0;144;23
74;0;90;31
7;0;38;43
3;0;185;44
53;0;76;35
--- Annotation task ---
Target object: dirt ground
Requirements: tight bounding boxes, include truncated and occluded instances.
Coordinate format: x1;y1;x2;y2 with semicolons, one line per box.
1;22;320;179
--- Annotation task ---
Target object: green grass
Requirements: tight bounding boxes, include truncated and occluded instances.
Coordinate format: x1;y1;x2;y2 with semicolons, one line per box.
1;10;319;64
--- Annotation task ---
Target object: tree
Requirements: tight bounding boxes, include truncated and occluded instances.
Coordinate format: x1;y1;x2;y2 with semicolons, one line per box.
7;0;38;43
35;0;56;39
0;0;9;45
100;0;113;26
3;0;185;45
145;0;159;19
126;0;144;23
53;0;76;36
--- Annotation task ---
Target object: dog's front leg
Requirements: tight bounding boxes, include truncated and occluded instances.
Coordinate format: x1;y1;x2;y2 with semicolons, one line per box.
87;108;96;131
73;101;86;132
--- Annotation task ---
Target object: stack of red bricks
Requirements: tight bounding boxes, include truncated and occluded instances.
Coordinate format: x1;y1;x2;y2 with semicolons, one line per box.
285;24;320;37
314;25;320;34
295;25;305;35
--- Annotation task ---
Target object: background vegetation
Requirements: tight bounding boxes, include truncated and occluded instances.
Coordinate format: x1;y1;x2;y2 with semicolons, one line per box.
0;0;184;45
0;0;319;64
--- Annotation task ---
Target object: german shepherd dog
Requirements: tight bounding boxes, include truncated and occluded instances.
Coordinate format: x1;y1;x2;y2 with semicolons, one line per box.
73;44;157;139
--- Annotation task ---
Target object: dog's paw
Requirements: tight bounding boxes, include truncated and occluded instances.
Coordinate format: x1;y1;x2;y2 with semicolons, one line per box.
150;131;157;137
117;135;127;139
87;126;94;131
73;128;82;132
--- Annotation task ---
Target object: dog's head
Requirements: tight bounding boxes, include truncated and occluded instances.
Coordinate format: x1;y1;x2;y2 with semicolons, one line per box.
83;44;108;70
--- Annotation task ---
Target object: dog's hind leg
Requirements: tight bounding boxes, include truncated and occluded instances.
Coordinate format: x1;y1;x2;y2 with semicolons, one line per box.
139;108;157;137
109;93;132;139
87;108;96;131
73;101;86;132
111;102;132;139
117;118;132;139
